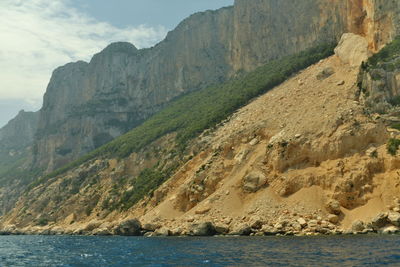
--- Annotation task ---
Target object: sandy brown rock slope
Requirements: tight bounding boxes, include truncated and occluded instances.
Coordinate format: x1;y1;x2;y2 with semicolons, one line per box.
130;34;400;235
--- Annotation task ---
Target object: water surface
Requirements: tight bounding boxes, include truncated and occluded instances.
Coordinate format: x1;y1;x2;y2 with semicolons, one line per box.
0;235;399;266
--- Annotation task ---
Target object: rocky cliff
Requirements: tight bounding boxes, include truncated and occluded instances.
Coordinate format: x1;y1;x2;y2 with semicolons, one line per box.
0;110;38;176
0;110;38;152
34;7;235;172
35;0;386;172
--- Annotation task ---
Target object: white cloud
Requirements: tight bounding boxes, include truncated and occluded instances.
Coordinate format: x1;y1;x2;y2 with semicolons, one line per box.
0;0;167;107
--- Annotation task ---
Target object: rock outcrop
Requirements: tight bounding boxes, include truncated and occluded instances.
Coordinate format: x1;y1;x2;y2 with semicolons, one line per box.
335;33;371;67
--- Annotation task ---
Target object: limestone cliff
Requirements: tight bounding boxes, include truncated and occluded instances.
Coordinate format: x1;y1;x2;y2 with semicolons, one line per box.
0;110;38;152
230;0;346;72
33;0;400;172
33;7;234;172
33;0;356;172
0;109;38;176
358;37;400;115
346;0;400;51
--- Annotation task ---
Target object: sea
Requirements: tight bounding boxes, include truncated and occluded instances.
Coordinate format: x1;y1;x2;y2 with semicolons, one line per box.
0;235;399;266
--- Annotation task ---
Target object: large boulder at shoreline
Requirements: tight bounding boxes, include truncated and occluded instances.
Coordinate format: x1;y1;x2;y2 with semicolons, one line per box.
229;224;252;236
388;212;400;227
370;213;389;230
351;220;365;232
154;227;171;236
380;226;400;234
190;222;216;236
114;219;142;236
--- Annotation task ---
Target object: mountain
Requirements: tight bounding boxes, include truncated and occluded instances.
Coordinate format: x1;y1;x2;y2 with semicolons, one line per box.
7;0;400;174
2;0;400;235
32;0;357;173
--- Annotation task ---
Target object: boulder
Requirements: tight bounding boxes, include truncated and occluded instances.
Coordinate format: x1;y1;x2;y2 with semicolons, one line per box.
114;219;142;236
195;207;211;215
242;172;267;193
291;222;302;232
370;213;389;230
261;225;279;236
316;67;335;80
142;223;159;232
170;227;183;236
214;224;229;235
249;138;259;146
190;222;216;236
229;224;252;236
334;33;371;67
388;212;400;227
328;214;339;224
249;216;265;230
380;226;400;235
297;218;307;228
326;200;341;215
351;220;365;232
154;227;171;236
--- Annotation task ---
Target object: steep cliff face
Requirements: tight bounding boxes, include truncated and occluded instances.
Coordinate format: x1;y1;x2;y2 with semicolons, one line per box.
0;109;38;174
0;109;38;175
0;110;38;152
34;7;235;171
13;0;400;173
32;1;351;173
230;0;347;73
346;0;400;51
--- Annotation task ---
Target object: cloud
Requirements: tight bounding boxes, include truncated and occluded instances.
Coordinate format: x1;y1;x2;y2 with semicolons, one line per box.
0;0;167;107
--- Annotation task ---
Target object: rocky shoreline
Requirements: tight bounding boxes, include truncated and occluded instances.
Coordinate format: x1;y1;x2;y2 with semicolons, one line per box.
2;210;400;237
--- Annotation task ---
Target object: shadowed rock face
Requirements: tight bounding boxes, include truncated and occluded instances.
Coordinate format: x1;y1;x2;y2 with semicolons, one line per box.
21;0;400;172
0;110;38;151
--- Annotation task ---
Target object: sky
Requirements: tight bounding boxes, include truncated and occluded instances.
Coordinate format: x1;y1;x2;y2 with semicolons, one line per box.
0;0;234;128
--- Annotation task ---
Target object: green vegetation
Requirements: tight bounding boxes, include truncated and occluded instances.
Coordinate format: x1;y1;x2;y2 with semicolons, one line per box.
33;42;336;190
37;217;49;226
388;96;400;106
367;36;400;69
391;123;400;131
119;168;166;210
387;138;400;156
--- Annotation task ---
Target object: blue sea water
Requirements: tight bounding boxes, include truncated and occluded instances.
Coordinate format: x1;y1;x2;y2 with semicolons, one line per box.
0;235;399;266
